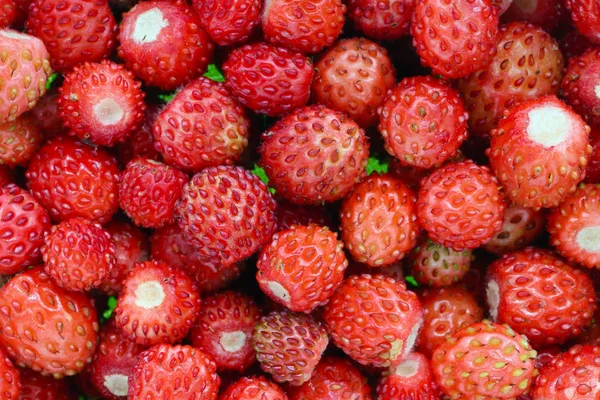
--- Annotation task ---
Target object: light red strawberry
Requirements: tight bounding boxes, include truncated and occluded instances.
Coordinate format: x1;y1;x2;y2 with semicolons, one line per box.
27;89;64;140
503;0;564;32
408;237;472;287
115;104;162;168
18;367;71;400
347;0;413;41
560;48;600;128
275;200;333;232
0;114;42;167
565;0;600;45
0;0;17;28
192;0;261;46
376;352;440;400
220;376;286;400
0;347;19;399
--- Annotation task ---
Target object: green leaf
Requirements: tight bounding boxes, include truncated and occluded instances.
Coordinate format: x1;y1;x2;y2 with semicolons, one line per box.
366;155;389;175
203;64;225;82
158;91;177;103
251;164;276;194
45;73;59;90
101;296;117;322
405;275;419;288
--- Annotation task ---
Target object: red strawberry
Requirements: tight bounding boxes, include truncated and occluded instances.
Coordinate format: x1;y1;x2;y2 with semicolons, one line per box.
25;135;120;223
0;166;12;187
378;75;468;168
18;368;71;400
276;200;333;232
339;174;420;267
560;48;600;128
586;128;600;183
503;0;564;32
347;0;414;41
27;89;64;140
577;308;600;346
0;115;42;167
0;347;20;399
42;217;116;292
262;0;346;54
417;160;506;250
0;184;51;275
432;321;537;399
253;310;328;385
115;260;201;346
192;0;261;46
0;267;99;377
376;352;440;400
312;37;396;128
324;274;423;368
115;104;162;168
222;42;313;117
259;105;370;204
189;291;261;372
559;29;593;61
176;165;278;267
486;247;597;348
117;0;214;90
57;60;146;147
534;346;561;370
458;22;564;137
128;344;221;399
220;376;287;400
257;224;347;313
153;77;250;173
0;29;52;123
531;345;600;399
488;95;591;209
0;0;17;28
344;258;405;282
411;0;499;78
408;237;472;287
565;0;600;45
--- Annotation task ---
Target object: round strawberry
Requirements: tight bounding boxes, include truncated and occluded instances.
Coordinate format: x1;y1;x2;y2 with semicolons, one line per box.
129;344;221;399
488;95;591;209
586;129;600;183
222;42;313;117
0;184;51;275
57;60;146;147
276;200;333;232
312;37;396;128
486;247;597;348
115;104;162;168
25;135;120;223
0;29;52;123
378;76;468;168
114;260;201;346
153;77;250;173
347;0;413;41
408;237;471;287
192;0;260;46
503;0;564;32
0;347;20;399
118;0;214;90
253;310;328;386
561;48;600;128
565;0;600;45
324;274;423;368
0;115;42;167
257;224;347;313
27;89;64;140
417;160;506;250
18;368;71;400
220;376;287;400
0;0;17;28
189;291;261;372
259;105;369;205
376;352;440;400
0;267;99;377
339;174;420;267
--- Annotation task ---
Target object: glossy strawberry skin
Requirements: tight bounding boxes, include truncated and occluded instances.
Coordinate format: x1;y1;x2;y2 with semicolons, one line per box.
192;0;260;46
560;48;600;128
347;0;413;41
565;0;600;45
0;0;18;28
376;352;440;400
220;376;287;400
18;368;71;400
0;184;51;275
408;238;471;287
0;267;99;377
0;347;20;399
0;114;42;167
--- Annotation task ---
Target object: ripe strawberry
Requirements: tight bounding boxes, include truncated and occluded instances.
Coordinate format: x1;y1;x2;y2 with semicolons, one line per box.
153;77;250;173
408;237;471;287
417;284;484;358
25;135;120;223
259;105;369;204
0;166;12;187
276;200;333;232
257;224;347;313
577;308;600;346
559;29;593;61
0;347;20;399
0;0;17;28
586;129;600;183
253;310;328;385
189;291;261;372
18;368;71;400
0;267;99;377
128;344;221;399
486;247;597;348
344;258;405;282
0;184;51;275
560;48;600;128
347;0;413;41
488;95;591;209
118;0;214;90
57;60;146;147
287;356;373;400
0;29;52;123
222;42;313;117
376;352;440;400
339;174;420;267
503;0;564;32
312;37;396;128
417;160;505;250
115;104;162;168
324;275;423;368
114;260;201;346
220;376;287;400
458;22;564;137
0;115;41;167
176;165;278;267
262;0;345;54
565;0;600;45
191;0;260;46
27;89;64;140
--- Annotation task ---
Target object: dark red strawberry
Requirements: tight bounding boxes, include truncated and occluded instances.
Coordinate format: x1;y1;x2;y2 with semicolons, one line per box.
376;352;440;400
559;29;593;61
0;347;20;399
115;104;162;168
18;367;71;400
275;200;333;232
0;166;12;187
192;0;261;46
27;89;64;140
344;257;405;282
0;0;18;28
565;0;600;45
0;115;42;167
347;0;413;41
220;376;287;400
408;237;472;287
560;48;600;128
586;128;600;183
503;0;564;32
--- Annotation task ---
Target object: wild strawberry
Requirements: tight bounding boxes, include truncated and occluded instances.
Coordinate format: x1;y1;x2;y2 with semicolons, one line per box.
0;347;19;399
486;247;597;348
153;77;250;173
189;291;261;372
347;0;413;41
376;352;440;400
18;367;71;400
25;136;120;223
586;129;600;183
129;344;221;399
0;267;99;377
259;105;369;204
417;284;484;358
220;376;287;400
253;310;328;385
222;42;313;117
559;29;593;61
458;22;564;137
0;29;52;123
0;115;41;167
276;200;333;232
408;237;471;287
417;160;505;250
503;0;564;32
344;258;405;282
0;0;17;28
324;275;423;368
577;308;600;346
27;89;64;140
560;48;600;128
0;184;51;275
312;37;396;128
176;165;278;267
57;60;146;147
339;174;420;267
115;104;162;168
114;260;201;346
0;166;12;186
191;0;260;46
488;95;591;209
262;0;345;54
118;0;214;90
565;0;600;45
257;224;347;313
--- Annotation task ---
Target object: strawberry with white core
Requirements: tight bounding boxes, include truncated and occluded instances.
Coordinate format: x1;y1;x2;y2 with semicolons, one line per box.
376;352;441;399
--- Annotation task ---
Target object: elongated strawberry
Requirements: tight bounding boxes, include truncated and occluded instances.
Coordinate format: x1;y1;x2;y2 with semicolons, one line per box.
192;0;260;46
565;0;600;45
347;0;413;41
220;376;287;400
408;237;471;287
560;48;600;128
503;0;564;32
0;115;41;167
0;347;19;399
18;368;71;400
377;352;440;400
